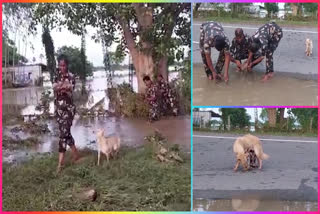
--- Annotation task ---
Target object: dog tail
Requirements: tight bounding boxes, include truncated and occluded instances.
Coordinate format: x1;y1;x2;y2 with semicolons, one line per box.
262;153;269;160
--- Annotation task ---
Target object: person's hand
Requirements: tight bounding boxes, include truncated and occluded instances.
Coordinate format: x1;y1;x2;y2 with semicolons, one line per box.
236;60;241;69
247;63;252;72
224;73;229;84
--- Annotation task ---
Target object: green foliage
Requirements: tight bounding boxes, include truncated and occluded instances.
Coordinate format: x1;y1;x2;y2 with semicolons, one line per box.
56;46;93;80
265;3;279;17
42;27;56;82
108;83;149;118
288;108;318;131
220;108;251;129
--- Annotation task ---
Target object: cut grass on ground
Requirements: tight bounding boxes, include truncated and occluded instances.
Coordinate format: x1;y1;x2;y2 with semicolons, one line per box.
3;144;190;211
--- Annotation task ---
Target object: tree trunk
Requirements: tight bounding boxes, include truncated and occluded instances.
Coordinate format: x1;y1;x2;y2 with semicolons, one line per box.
309;117;313;132
267;108;277;127
117;4;155;93
158;56;169;81
279;108;285;125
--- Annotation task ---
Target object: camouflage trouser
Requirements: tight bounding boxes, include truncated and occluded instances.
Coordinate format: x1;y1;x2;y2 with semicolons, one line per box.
266;34;282;74
164;91;178;116
148;101;160;122
201;49;225;77
55;103;76;153
248;150;258;168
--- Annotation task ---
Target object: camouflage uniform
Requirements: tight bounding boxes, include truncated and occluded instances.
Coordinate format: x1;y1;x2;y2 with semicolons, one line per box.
145;83;160;122
252;22;283;74
158;79;178;116
230;34;262;64
248;149;258;168
54;72;76;153
199;22;230;77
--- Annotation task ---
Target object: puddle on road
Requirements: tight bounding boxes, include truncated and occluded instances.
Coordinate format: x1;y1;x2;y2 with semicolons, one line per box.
193;64;318;106
193;199;318;211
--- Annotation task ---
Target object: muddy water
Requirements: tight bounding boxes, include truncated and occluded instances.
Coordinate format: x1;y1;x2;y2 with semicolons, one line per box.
3;70;179;115
193;199;318;211
3;116;190;163
193;64;318;106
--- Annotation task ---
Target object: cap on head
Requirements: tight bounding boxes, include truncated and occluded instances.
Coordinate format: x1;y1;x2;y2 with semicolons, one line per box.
235;28;244;38
215;35;226;52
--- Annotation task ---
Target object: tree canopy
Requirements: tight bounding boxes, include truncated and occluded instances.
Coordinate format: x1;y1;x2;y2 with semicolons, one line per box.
220;108;251;129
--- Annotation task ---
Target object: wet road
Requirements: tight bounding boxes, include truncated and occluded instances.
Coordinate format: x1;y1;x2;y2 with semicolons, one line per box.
193;22;318;77
192;22;318;106
193;132;318;202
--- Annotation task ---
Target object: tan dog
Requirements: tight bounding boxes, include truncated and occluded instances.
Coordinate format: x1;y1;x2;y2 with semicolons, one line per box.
233;134;269;171
305;38;313;56
96;129;121;166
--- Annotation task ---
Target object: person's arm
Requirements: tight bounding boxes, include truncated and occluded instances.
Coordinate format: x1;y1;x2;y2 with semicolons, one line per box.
224;52;231;83
205;52;216;78
247;51;253;65
249;56;264;67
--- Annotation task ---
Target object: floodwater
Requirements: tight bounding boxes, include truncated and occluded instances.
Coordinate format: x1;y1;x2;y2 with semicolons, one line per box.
193;64;318;106
2;70;189;163
193;199;318;211
3;116;190;163
3;70;179;115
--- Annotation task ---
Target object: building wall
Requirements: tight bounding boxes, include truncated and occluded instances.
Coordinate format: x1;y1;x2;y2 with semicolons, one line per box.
2;65;43;86
193;111;212;126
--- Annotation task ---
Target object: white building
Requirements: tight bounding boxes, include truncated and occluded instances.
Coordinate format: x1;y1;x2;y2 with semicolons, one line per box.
2;64;47;87
193;110;221;127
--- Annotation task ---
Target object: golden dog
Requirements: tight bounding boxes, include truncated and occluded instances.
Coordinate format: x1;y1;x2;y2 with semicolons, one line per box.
233;134;269;171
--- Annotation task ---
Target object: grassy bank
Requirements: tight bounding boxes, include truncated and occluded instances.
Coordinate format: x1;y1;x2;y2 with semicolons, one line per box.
3;141;190;211
193;16;318;28
193;127;318;137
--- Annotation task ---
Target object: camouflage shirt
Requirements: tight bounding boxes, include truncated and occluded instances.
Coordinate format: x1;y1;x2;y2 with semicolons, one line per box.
230;34;252;59
54;71;75;111
200;22;230;54
252;22;283;56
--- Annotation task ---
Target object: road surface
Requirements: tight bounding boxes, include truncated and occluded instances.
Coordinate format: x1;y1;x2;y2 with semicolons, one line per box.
193;132;318;202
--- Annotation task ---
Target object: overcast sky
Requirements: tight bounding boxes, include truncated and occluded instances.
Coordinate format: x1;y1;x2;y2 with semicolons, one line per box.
199;108;289;122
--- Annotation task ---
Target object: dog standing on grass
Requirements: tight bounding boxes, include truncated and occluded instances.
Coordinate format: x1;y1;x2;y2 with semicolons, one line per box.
96;129;121;166
305;38;313;56
233;134;269;171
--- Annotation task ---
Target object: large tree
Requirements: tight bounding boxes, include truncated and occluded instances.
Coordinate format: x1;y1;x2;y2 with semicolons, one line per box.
28;3;191;93
56;46;93;85
220;108;251;130
289;108;318;131
264;3;279;18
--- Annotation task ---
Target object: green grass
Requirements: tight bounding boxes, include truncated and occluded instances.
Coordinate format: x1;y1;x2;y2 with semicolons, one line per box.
193;127;318;137
3;143;190;211
194;16;318;27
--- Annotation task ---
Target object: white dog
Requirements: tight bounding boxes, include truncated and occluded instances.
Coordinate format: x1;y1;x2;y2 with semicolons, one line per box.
305;38;313;56
96;129;121;166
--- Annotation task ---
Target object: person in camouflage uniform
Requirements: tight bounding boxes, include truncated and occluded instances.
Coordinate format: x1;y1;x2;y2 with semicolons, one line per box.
200;21;231;82
248;22;283;82
143;76;160;122
53;54;79;172
157;74;178;116
247;149;259;169
230;28;264;71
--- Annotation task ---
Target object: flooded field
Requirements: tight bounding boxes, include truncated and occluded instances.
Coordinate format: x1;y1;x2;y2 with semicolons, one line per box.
193;199;318;211
193;64;318;106
2;70;189;163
